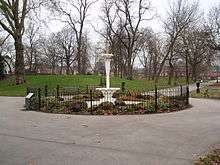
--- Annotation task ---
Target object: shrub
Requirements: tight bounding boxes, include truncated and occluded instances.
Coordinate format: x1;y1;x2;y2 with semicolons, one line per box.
52;106;72;114
83;90;104;101
68;101;88;112
144;95;154;100
98;101;114;110
144;103;157;114
72;94;85;100
43;98;59;113
124;104;144;114
112;90;126;98
115;99;126;106
92;90;104;99
94;108;105;115
159;102;170;110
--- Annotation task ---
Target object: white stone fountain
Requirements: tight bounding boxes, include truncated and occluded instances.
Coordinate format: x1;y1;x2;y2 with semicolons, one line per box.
96;54;120;103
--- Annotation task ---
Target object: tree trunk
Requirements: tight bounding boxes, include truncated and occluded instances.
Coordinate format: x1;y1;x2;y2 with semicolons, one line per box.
168;60;174;85
126;50;133;80
185;53;189;84
81;53;87;75
127;63;133;80
29;46;33;72
14;35;25;85
66;58;70;75
76;49;81;74
34;52;38;74
191;65;197;82
60;57;63;75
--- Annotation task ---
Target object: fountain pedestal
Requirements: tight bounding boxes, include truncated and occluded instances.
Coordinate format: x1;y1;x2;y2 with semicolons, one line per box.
96;87;120;102
96;54;120;103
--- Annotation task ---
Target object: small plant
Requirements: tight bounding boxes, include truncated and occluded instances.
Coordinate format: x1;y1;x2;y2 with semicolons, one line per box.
98;101;114;111
159;102;170;110
144;104;157;113
43;98;59;113
204;89;209;98
112;90;126;98
194;148;220;165
72;94;85;100
115;99;126;106
68;101;88;112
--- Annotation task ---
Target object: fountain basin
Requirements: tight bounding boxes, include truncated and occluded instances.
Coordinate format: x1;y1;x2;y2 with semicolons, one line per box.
96;88;120;103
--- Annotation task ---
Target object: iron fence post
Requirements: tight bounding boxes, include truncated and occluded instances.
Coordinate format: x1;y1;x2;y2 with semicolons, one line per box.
56;85;60;99
122;81;125;92
86;85;89;94
180;85;183;97
38;88;41;111
186;86;189;105
90;89;93;115
155;85;158;112
26;87;30;95
196;82;200;93
45;85;48;97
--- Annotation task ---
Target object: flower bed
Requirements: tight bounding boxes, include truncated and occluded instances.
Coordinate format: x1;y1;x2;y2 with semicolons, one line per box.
37;95;189;115
29;86;189;115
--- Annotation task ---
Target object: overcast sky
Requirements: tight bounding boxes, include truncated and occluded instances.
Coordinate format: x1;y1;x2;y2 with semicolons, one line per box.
45;0;220;42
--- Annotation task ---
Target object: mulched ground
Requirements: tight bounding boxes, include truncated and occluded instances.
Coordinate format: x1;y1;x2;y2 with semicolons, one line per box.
194;145;220;165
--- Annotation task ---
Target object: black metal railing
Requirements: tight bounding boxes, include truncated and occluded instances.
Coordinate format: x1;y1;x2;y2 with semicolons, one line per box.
26;85;189;115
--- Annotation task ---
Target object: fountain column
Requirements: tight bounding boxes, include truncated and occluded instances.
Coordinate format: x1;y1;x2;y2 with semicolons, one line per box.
105;56;111;89
95;53;120;103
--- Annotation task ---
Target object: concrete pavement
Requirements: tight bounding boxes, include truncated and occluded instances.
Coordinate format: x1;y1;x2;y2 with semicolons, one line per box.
0;96;220;165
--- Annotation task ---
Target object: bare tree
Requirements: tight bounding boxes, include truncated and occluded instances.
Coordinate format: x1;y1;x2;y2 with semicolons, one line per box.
24;22;40;73
138;28;162;80
206;4;220;51
0;35;14;74
152;0;200;84
0;0;43;84
80;33;90;74
56;27;75;75
40;33;60;74
49;0;96;74
181;27;215;82
101;0;153;80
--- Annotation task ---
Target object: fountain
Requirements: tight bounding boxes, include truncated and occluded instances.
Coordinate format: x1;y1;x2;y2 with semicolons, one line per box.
96;53;120;102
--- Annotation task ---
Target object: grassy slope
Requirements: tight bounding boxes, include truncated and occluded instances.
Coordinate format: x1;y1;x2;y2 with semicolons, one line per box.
0;75;188;96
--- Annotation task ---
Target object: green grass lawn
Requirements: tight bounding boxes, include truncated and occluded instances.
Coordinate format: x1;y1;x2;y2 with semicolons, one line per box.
0;75;188;96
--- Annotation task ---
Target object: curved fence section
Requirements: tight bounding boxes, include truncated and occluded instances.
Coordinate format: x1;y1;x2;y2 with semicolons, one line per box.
26;85;189;115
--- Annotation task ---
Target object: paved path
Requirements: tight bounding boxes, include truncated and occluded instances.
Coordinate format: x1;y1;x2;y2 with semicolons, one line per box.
0;97;220;165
